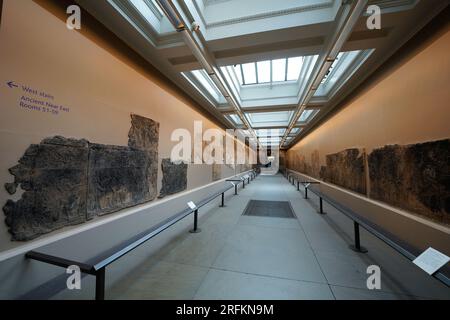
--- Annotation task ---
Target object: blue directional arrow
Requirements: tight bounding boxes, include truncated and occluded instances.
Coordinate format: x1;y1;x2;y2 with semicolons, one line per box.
7;81;19;89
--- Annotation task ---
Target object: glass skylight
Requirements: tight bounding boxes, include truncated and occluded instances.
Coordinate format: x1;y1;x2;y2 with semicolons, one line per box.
232;56;304;86
255;128;286;137
297;109;319;123
315;50;374;97
151;0;164;16
246;111;293;128
228;114;243;125
272;59;286;82
187;69;225;104
259;137;281;145
192;70;220;101
287;57;303;80
233;65;243;85
130;0;159;23
321;52;343;85
257;61;271;83
242;63;257;84
298;110;313;122
128;0;174;34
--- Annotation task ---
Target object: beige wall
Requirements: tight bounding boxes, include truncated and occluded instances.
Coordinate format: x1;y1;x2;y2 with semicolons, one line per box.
0;0;241;252
289;25;450;164
286;21;450;250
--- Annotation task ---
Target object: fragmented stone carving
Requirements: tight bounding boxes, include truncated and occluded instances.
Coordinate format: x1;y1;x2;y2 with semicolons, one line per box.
87;144;151;216
369;139;450;224
287;152;311;176
310;150;320;178
3;115;159;241
3;137;89;241
286;139;450;226
320;148;366;195
159;159;187;198
128;114;159;202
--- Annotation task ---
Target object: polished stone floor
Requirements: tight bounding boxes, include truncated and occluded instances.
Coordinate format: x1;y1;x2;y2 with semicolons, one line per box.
100;175;449;300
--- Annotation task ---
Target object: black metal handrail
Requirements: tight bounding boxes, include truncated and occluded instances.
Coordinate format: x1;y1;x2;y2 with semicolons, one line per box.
284;171;450;288
225;171;254;194
26;169;258;300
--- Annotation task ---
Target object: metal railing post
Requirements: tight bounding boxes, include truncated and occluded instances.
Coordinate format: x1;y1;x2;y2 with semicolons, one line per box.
297;181;300;191
220;192;224;207
234;184;238;195
95;268;105;301
189;209;201;233
304;186;308;199
350;222;367;253
319;197;325;214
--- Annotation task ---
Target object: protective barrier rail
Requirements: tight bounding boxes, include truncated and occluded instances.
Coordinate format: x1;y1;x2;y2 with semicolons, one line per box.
26;169;258;300
284;170;450;288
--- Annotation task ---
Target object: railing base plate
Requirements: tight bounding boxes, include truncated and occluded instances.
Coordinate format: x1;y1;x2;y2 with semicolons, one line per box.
349;245;368;253
189;228;202;234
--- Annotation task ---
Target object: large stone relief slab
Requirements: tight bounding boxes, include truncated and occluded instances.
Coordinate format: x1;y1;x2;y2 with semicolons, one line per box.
3;137;89;241
369;139;450;224
87;144;151;216
128;114;159;201
159;159;187;198
320;148;366;195
310;150;320;179
289;152;311;176
3;115;159;241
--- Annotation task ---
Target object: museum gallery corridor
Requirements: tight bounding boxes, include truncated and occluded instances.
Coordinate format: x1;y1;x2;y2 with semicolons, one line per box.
49;175;449;300
1;0;449;306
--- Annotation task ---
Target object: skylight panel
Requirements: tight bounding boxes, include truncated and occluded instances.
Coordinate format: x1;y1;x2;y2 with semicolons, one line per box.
272;59;286;82
298;109;313;122
234;65;244;85
242;63;257;84
255;128;285;137
287;57;303;81
247;111;293;128
259;137;281;144
229;114;243;125
257;61;271;83
151;0;165;16
130;0;158;24
230;56;306;86
191;70;221;101
321;52;343;84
